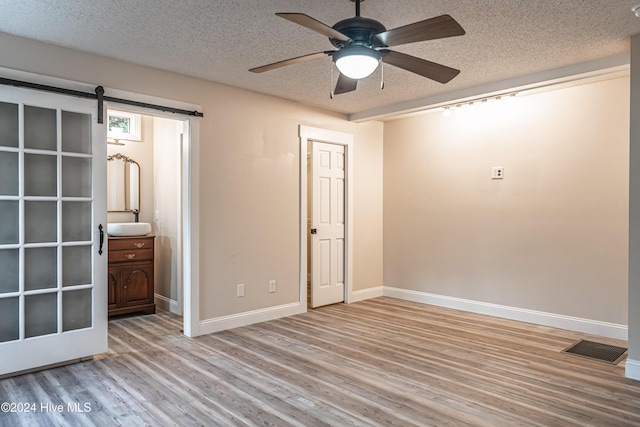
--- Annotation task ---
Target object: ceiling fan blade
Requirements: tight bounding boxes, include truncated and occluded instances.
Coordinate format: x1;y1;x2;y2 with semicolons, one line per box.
376;15;465;47
276;13;351;42
334;73;358;95
380;50;460;83
249;52;329;73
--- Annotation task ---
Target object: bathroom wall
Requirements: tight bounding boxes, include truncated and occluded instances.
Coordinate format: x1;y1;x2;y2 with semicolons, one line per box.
106;115;155;227
153;117;182;313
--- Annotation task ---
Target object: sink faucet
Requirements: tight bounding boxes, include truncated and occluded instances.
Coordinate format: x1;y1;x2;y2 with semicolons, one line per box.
132;209;140;223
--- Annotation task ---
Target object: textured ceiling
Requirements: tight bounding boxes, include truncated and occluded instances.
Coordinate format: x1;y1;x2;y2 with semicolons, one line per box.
0;0;639;117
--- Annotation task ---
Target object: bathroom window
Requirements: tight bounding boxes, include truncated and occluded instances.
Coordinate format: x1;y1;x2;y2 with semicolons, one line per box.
107;110;141;141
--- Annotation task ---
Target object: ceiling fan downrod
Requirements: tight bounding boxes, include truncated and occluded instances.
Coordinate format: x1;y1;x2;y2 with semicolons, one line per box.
350;0;364;17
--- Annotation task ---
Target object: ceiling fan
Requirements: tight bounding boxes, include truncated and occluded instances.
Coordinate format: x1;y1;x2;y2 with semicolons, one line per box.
249;0;465;95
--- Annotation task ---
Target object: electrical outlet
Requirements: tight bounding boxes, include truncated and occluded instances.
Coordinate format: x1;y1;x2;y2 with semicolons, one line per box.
236;283;245;297
491;166;504;179
268;280;276;293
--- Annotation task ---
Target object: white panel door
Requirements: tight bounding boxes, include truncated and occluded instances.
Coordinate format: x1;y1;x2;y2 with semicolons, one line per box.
311;141;345;308
0;86;107;376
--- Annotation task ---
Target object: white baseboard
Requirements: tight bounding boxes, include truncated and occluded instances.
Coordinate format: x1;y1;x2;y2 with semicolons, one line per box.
195;287;629;341
383;287;628;340
199;302;301;335
626;358;640;381
350;286;384;303
155;294;179;314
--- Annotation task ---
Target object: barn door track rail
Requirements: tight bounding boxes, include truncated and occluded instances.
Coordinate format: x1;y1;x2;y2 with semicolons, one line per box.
0;77;204;122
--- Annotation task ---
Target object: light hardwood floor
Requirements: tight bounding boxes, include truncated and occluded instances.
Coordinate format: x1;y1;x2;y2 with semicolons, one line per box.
1;297;639;426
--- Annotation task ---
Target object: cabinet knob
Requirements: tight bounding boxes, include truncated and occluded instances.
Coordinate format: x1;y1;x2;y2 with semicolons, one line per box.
125;254;136;260
134;242;145;248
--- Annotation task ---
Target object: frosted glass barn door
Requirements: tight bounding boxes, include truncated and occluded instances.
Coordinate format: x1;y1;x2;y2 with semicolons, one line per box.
0;86;107;376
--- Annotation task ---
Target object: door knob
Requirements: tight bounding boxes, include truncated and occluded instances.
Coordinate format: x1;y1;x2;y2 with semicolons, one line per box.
310;228;317;235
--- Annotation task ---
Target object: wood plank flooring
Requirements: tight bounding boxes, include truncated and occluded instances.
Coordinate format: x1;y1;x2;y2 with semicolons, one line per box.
1;297;640;426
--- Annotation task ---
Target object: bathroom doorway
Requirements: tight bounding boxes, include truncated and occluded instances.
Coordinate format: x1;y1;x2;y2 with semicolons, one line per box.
106;108;193;325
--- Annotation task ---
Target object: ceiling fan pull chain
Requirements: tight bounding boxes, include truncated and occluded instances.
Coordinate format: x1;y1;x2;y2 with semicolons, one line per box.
330;62;334;99
380;60;385;90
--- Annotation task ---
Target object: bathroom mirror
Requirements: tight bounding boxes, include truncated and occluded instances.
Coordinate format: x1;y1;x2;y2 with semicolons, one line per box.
107;153;140;213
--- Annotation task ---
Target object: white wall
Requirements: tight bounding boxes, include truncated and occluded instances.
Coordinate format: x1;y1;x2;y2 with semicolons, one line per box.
0;32;384;322
153;117;182;312
353;123;384;291
384;77;629;325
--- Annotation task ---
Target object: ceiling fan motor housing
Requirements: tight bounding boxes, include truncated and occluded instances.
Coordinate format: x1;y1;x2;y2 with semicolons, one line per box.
330;17;387;49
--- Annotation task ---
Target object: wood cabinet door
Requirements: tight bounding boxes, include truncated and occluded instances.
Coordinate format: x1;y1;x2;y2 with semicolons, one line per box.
121;264;154;307
107;267;120;310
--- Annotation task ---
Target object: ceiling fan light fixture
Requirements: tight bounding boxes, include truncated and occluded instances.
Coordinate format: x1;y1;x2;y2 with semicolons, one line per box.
333;45;381;80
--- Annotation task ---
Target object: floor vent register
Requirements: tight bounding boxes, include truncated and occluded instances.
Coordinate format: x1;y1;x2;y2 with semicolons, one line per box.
562;339;627;365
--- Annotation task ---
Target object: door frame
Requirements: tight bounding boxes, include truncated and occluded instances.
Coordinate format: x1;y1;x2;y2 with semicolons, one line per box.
299;125;353;311
104;89;201;337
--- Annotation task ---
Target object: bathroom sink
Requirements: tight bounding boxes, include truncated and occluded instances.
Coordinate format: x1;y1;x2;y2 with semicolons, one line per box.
107;222;152;237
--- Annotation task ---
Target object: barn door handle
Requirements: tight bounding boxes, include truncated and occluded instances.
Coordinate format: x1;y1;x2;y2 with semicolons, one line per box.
98;224;104;255
310;228;317;235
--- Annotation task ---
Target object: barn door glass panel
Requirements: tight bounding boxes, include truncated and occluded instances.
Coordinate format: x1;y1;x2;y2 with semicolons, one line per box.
0;101;18;148
0;298;19;343
0;249;19;294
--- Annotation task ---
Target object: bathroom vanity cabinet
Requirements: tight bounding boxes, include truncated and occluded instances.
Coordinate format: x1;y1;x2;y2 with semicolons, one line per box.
107;236;156;317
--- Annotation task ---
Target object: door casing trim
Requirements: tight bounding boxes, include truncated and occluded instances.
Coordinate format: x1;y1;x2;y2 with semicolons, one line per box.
299;125;354;312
